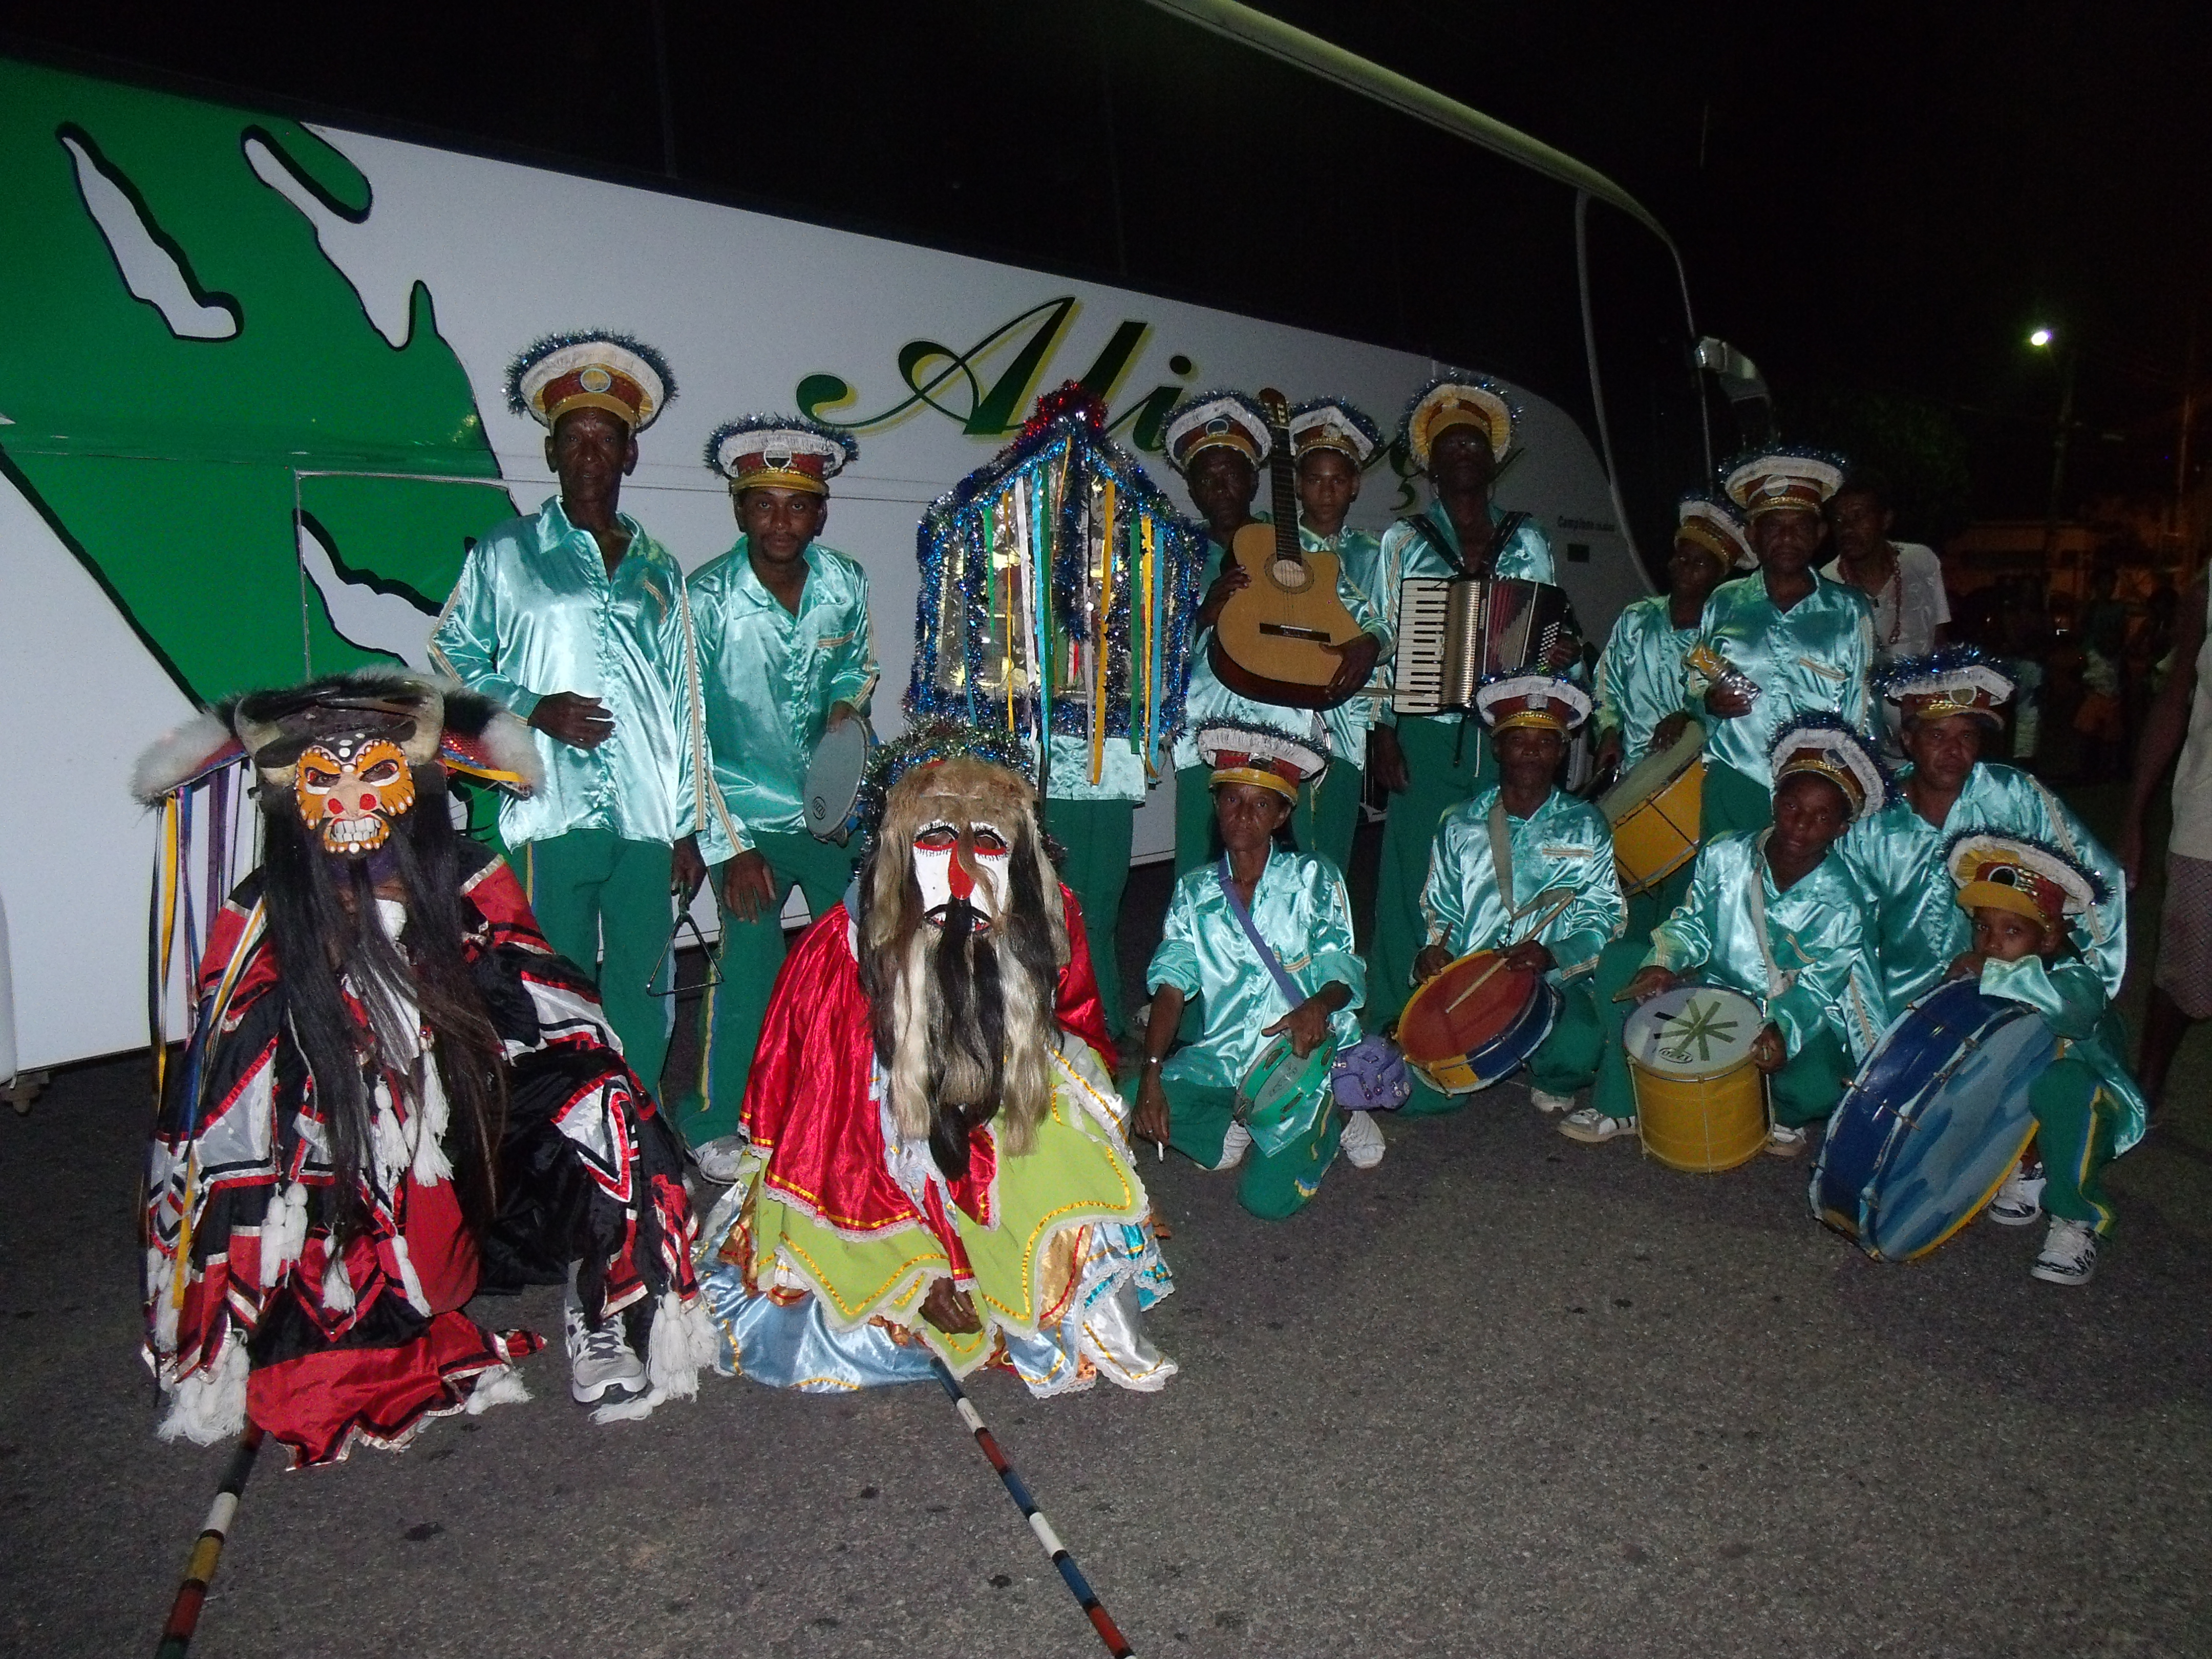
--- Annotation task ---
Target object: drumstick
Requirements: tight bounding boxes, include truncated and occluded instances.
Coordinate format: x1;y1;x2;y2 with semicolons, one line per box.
1444;957;1508;1013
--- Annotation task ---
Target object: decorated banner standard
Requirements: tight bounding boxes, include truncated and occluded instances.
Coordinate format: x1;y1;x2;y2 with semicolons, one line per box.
906;384;1208;787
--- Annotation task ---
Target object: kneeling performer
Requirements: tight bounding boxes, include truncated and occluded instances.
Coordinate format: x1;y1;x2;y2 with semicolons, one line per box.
1410;672;1625;1121
139;672;714;1467
697;721;1174;1395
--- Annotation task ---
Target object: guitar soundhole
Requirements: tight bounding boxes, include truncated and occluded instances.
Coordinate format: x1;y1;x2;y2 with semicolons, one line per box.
1268;557;1312;592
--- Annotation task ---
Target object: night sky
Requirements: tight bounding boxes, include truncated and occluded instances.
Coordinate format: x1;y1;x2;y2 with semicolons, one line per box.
6;0;2206;531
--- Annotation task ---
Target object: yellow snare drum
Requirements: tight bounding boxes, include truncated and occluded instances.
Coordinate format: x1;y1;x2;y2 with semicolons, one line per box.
1598;721;1705;895
1624;984;1768;1172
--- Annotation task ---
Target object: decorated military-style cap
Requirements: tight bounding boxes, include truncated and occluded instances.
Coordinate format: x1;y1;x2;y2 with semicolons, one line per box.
1197;719;1329;800
1947;831;2103;929
1721;446;1847;519
706;415;858;496
1288;398;1382;469
1873;645;2016;728
1161;391;1270;475
1473;671;1592;735
506;331;674;433
1403;373;1519;469
131;670;541;803
1768;713;1886;824
1675;492;1756;572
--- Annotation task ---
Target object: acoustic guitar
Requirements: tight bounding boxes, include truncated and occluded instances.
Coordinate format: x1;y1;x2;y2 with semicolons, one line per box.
1206;388;1369;710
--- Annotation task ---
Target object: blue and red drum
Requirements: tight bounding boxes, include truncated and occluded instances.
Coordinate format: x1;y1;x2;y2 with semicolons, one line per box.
1396;950;1560;1095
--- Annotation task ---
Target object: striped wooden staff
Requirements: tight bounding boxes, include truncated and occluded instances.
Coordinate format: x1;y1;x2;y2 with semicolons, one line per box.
929;1359;1135;1658
154;1424;264;1658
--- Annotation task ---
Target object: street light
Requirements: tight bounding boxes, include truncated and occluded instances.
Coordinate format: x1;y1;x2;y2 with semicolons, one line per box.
2029;327;2054;348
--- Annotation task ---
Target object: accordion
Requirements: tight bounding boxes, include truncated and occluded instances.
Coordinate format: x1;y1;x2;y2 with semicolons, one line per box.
1391;577;1574;716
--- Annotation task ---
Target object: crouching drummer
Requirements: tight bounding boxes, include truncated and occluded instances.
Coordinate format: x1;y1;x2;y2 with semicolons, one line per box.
1610;719;1889;1154
1945;834;2149;1286
1130;722;1376;1217
1408;673;1624;1116
679;416;878;1167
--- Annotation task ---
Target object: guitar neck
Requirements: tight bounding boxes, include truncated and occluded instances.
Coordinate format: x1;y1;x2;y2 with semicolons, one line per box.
1260;388;1299;563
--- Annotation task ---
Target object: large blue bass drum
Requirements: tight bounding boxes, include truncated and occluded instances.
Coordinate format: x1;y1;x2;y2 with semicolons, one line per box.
1812;978;2057;1261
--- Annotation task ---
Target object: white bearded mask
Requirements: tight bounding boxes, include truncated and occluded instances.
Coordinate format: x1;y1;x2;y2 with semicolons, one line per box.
911;819;1010;929
293;735;417;855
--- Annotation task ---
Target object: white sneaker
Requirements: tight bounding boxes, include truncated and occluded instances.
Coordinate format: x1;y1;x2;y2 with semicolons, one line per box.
1530;1089;1577;1115
1763;1123;1809;1158
691;1134;749;1186
565;1285;648;1406
1214;1121;1253;1171
2031;1217;2098;1286
1558;1105;1635;1144
1339;1110;1386;1169
1986;1160;2046;1226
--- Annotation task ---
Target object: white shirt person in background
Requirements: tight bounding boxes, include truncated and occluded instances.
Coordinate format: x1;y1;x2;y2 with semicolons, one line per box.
1821;467;1950;664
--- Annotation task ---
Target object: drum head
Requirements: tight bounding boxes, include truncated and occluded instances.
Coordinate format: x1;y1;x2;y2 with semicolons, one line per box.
1624;985;1763;1081
1398;951;1540;1066
1599;718;1705;824
803;717;873;841
1814;981;2056;1260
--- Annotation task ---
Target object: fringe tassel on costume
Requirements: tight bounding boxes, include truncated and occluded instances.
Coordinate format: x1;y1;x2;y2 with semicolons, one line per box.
157;1339;249;1447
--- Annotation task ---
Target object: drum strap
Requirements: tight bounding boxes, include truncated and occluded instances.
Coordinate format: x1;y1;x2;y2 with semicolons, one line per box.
1746;832;1798;1002
1486;803;1579;948
1216;858;1307;1009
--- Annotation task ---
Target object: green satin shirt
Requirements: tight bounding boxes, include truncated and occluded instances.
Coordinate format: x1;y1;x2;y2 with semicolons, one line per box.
1645;830;1886;1061
1146;848;1366;1090
1836;761;2128;1012
1690;571;1875;788
687;538;877;861
1979;954;2148;1156
1308;521;1390;770
431;496;702;849
1169;516;1392;772
1418;786;1625;982
1596;593;1698;760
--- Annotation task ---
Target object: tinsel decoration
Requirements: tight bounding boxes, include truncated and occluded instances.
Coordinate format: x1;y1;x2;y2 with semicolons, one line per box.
850;716;1032;844
907;382;1208;790
1769;709;1897;816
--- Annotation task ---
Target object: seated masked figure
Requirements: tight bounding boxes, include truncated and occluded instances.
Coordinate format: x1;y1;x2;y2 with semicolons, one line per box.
697;720;1175;1396
137;672;715;1467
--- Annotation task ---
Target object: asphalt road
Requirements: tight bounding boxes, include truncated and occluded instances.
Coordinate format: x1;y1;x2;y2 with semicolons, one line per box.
5;785;2207;1658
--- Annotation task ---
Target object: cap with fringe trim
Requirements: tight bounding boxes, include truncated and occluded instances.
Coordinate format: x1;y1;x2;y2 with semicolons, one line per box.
1675;493;1755;572
1162;391;1269;474
1196;718;1328;799
1946;829;2102;927
1403;373;1519;468
706;414;858;496
1873;645;2015;727
1721;446;1847;518
1474;672;1592;734
506;331;674;433
1288;398;1382;469
1769;712;1886;823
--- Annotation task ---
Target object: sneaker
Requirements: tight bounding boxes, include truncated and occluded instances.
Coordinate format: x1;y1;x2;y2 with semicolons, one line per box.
1339;1111;1386;1169
565;1288;648;1406
1763;1123;1808;1158
1986;1160;2046;1227
1558;1105;1635;1144
1214;1121;1253;1171
1530;1089;1577;1115
691;1134;749;1186
2031;1217;2098;1286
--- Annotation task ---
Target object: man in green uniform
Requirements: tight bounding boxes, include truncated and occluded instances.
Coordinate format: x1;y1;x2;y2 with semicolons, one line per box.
1368;374;1569;1028
432;331;703;1096
1288;397;1392;872
1407;673;1623;1117
1689;449;1874;839
681;416;877;1155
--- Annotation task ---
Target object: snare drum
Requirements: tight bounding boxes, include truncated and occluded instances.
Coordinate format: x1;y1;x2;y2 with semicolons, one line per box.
1396;950;1561;1095
1624;984;1768;1171
1813;979;2056;1261
802;716;874;843
1598;721;1705;895
1235;1036;1338;1158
